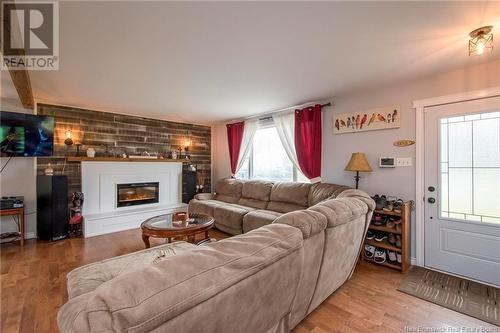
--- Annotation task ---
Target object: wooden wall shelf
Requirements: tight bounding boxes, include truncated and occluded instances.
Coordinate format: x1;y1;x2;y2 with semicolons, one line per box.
66;157;191;163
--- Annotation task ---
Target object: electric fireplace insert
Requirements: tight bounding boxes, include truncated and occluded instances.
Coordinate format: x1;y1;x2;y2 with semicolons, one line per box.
116;182;159;208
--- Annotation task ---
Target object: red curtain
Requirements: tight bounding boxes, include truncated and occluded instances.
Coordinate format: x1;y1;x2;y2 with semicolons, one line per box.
295;104;322;180
226;122;245;176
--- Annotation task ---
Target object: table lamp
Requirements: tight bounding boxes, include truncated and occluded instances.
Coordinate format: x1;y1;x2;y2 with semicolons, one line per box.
345;152;372;189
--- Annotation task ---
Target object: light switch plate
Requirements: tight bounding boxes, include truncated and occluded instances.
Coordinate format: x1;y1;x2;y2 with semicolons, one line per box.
396;157;412;167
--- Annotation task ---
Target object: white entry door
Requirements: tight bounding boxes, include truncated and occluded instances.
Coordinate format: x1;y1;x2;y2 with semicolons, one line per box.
424;96;500;286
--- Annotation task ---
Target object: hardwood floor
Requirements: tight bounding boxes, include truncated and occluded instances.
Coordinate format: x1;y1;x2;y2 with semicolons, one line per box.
1;229;495;333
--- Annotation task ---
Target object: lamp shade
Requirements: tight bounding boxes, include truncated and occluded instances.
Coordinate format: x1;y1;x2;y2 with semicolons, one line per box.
345;152;372;172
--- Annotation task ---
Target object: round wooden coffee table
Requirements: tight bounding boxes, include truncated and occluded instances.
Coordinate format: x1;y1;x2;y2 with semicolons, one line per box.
140;212;214;248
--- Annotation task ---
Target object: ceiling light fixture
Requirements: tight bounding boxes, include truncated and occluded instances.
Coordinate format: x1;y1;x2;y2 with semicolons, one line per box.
469;26;494;56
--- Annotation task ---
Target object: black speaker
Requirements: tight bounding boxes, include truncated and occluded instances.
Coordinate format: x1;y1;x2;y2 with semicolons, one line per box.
37;175;69;241
183;170;197;204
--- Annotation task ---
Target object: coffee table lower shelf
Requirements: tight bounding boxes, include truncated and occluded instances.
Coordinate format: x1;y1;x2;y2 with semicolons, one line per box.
141;212;214;248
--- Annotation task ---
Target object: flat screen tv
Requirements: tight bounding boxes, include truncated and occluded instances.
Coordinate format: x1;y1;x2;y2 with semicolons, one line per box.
0;111;54;157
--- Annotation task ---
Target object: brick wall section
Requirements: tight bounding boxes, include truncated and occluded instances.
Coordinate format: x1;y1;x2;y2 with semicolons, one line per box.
36;104;211;202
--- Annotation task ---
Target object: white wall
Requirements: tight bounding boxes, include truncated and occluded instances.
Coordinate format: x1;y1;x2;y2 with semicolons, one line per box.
212;58;500;257
0;72;37;239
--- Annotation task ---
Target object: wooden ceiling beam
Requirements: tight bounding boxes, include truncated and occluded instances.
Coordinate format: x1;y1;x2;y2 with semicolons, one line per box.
7;69;34;109
1;1;35;109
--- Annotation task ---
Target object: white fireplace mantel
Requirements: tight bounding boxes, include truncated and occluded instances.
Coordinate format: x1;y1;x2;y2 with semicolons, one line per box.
81;161;186;237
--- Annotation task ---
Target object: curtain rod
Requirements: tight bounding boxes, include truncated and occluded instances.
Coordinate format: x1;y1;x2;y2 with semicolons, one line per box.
240;101;332;123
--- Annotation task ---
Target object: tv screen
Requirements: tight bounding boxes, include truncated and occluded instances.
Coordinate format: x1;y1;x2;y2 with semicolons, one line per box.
0;111;54;157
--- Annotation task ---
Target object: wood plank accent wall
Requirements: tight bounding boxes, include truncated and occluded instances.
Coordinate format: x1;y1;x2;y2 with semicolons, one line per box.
36;104;211;201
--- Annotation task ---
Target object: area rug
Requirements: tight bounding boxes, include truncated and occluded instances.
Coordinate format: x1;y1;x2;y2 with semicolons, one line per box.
398;266;499;325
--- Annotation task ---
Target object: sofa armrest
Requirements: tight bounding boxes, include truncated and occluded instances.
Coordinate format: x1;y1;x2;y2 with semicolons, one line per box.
308;189;375;228
273;210;327;239
194;193;215;200
336;189;376;211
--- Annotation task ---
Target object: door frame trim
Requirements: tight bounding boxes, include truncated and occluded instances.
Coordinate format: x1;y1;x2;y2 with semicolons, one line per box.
412;86;500;267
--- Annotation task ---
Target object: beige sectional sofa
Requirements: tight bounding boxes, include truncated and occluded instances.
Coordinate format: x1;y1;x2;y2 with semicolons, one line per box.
57;181;375;333
189;178;351;235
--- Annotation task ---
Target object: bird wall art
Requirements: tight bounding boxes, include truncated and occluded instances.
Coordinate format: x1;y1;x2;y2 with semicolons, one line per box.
333;106;401;134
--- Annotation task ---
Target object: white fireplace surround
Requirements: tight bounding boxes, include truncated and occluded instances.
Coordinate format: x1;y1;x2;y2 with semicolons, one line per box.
81;161;186;237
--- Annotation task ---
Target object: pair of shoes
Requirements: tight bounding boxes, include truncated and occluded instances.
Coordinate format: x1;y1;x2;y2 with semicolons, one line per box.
382;200;394;212
366;230;375;240
388;233;402;247
375;249;402;265
372;214;385;226
393;199;404;214
386;217;399;229
388;233;396;245
387;250;397;263
374;248;386;263
374;233;387;242
366;246;403;265
372;195;387;210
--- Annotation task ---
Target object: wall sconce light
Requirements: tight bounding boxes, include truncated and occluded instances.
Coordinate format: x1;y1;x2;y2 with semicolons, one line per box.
183;139;191;159
65;130;74;146
469;26;494;56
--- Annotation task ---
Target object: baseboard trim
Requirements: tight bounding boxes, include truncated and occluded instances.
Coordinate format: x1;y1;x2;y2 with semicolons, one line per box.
25;232;36;239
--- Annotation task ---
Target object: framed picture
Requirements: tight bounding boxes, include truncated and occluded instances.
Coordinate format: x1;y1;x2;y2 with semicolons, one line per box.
333;105;401;134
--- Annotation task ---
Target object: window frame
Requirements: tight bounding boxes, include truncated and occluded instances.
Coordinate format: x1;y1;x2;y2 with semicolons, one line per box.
237;122;304;182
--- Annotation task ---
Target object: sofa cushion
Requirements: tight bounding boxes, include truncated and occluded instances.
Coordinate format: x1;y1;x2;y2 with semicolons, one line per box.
213;204;255;234
242;180;274;201
242;210;282;233
267;201;306;214
270;182;311;206
308;183;350;207
237;180;274;209
66;242;196;299
238;198;268;210
188;199;223;217
215;178;243;204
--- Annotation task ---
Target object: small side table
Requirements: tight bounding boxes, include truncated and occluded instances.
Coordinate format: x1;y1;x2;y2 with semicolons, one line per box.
0;207;25;246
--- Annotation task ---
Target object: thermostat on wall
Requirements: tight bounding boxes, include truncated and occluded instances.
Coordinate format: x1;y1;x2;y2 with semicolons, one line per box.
379;157;396;168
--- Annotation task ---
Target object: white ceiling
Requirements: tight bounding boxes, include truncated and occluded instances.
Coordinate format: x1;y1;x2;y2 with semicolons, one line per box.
27;1;500;123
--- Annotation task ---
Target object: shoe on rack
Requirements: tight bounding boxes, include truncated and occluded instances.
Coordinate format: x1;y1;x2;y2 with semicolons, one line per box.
376;195;387;210
396;253;402;264
387;250;397;263
374;233;388;242
374;248;387;264
386;217;398;229
372;214;384;226
393;199;404;214
383;200;394;212
394;219;402;232
364;244;376;258
388;233;396;246
395;235;402;248
366;230;376;240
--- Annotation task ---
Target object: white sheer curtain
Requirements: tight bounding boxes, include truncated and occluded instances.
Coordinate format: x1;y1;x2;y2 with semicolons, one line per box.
235;118;258;175
272;112;302;173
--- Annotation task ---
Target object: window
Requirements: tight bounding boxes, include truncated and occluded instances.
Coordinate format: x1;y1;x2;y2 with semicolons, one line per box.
439;111;500;223
236;126;307;182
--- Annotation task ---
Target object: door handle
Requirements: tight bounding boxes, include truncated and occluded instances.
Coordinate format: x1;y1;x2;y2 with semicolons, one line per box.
428;197;436;204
